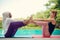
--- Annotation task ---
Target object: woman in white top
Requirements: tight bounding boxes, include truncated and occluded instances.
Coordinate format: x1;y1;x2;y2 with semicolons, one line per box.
2;12;13;34
2;12;33;37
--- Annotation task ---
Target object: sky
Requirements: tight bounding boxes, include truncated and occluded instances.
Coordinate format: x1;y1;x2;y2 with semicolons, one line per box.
0;0;49;19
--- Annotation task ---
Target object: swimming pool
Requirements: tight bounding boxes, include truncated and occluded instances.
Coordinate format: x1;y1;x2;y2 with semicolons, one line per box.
0;29;60;37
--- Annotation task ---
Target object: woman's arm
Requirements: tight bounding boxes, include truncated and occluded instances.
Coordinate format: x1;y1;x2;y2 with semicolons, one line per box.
34;18;54;22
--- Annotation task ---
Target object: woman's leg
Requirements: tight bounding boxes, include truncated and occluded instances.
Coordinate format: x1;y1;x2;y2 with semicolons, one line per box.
5;22;18;38
5;21;25;38
32;21;50;37
43;23;50;37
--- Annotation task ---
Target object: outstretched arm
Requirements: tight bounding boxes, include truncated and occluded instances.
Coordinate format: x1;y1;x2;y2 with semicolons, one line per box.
33;18;54;22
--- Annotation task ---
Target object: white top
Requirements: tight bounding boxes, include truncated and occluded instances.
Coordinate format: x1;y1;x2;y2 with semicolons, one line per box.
2;18;14;34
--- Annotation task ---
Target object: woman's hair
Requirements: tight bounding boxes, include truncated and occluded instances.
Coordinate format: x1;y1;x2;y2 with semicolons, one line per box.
51;10;57;17
2;12;12;24
9;13;12;18
2;12;12;19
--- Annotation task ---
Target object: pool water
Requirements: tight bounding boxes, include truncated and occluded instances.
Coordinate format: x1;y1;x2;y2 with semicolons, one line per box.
0;29;60;37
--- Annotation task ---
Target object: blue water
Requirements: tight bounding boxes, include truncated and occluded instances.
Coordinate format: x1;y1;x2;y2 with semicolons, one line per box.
0;29;60;37
52;30;60;35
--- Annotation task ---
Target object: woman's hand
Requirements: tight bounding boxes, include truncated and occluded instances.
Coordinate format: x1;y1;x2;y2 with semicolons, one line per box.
23;15;33;25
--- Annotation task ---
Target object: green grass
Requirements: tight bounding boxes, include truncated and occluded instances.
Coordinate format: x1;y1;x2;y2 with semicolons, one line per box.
20;23;42;30
20;26;42;30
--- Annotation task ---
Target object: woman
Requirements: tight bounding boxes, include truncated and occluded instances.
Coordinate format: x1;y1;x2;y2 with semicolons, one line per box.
31;10;57;37
2;12;14;35
3;13;32;38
